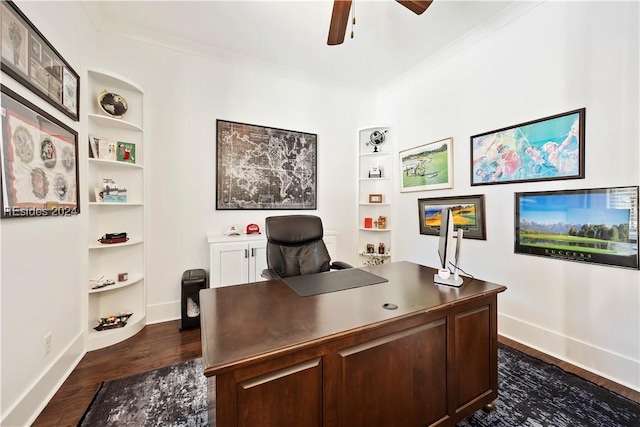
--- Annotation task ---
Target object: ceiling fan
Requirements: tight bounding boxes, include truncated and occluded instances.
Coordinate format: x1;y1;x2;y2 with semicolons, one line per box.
327;0;433;45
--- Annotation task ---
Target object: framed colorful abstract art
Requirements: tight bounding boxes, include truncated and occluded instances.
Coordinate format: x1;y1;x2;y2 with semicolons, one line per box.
471;109;585;186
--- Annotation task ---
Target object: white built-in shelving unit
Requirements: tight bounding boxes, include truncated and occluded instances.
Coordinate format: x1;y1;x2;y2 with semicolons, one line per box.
86;69;146;350
358;127;393;266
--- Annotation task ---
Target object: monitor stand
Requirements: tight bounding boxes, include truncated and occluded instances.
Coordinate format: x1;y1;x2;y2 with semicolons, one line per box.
434;228;464;287
434;270;463;287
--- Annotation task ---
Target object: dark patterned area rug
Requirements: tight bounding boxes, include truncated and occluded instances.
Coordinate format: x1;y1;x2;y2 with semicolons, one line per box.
78;359;207;427
458;345;640;427
78;345;640;427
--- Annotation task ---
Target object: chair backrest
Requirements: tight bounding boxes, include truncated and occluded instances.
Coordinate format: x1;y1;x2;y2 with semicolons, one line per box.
265;215;331;278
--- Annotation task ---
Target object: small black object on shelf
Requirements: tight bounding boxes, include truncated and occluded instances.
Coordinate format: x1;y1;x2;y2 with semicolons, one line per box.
98;232;128;244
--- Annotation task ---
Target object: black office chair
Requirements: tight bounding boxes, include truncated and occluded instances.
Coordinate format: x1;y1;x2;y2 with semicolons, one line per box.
261;215;352;280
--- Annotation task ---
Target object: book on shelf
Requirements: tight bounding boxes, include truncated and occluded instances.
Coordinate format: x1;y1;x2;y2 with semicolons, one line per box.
96;137;116;161
102;178;127;202
116;141;136;164
88;134;103;158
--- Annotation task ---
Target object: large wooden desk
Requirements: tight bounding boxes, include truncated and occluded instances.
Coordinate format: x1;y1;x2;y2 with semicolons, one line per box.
200;261;507;427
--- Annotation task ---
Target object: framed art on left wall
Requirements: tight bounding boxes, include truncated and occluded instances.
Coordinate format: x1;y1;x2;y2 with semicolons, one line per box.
0;0;80;121
1;85;79;218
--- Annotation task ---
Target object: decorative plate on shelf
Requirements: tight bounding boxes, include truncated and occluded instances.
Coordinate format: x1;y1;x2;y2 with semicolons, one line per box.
98;90;128;118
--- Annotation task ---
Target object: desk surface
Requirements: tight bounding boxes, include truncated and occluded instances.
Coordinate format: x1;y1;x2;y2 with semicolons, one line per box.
200;261;506;377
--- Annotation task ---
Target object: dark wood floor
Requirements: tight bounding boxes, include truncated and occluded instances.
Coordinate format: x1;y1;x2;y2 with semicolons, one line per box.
32;321;202;427
32;321;639;426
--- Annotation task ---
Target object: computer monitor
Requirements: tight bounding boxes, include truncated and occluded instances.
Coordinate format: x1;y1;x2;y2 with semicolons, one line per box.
434;208;464;287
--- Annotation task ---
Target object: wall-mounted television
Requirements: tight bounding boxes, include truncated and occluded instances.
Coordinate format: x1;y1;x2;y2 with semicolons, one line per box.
515;186;639;270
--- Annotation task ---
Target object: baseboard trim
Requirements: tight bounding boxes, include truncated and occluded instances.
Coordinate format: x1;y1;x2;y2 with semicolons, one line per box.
499;313;640;392
1;331;85;427
146;300;180;325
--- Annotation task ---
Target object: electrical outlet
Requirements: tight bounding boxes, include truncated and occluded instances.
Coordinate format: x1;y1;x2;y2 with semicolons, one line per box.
44;333;52;355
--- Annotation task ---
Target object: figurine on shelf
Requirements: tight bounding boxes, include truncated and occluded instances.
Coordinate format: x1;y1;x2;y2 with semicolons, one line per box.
377;216;387;229
367;129;388;153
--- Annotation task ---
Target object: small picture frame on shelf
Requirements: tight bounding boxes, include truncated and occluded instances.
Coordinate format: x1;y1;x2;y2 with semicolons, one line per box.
94;136;115;161
88;134;101;158
369;194;383;203
116;141;136;164
368;166;382;178
93;188;103;203
366;243;375;253
102;178;127;202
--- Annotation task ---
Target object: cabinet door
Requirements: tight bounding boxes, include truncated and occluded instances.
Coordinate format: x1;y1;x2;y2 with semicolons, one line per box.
249;241;268;282
335;319;447;427
217;358;322;427
211;242;249;287
451;303;494;413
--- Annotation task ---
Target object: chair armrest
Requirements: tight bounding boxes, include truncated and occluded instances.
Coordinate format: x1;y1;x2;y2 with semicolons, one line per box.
330;261;353;270
261;269;281;280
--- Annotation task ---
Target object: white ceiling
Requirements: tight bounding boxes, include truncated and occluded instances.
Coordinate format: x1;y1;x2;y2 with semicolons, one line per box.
82;0;521;89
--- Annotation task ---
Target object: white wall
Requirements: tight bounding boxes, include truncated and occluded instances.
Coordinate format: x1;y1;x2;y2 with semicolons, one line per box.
90;27;373;322
379;1;640;390
1;2;94;426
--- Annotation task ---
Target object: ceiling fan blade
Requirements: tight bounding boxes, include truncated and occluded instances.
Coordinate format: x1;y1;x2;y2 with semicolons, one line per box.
327;0;352;46
396;0;433;15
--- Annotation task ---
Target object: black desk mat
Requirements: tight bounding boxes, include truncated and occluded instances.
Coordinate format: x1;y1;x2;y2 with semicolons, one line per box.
282;268;388;297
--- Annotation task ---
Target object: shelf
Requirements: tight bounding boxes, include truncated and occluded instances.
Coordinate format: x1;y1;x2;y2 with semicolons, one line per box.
360;152;392;157
359;203;391;206
88;274;144;294
359;252;392;258
359;228;391;232
89;202;144;207
89;157;143;169
89;238;143;250
86;311;146;351
88;69;145;93
359;177;391;181
88;113;143;132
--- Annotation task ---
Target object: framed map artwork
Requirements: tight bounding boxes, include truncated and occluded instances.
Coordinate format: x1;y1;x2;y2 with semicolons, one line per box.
216;120;317;210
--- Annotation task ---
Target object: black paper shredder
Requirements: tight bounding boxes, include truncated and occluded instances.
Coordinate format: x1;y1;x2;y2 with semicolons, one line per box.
180;268;208;330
